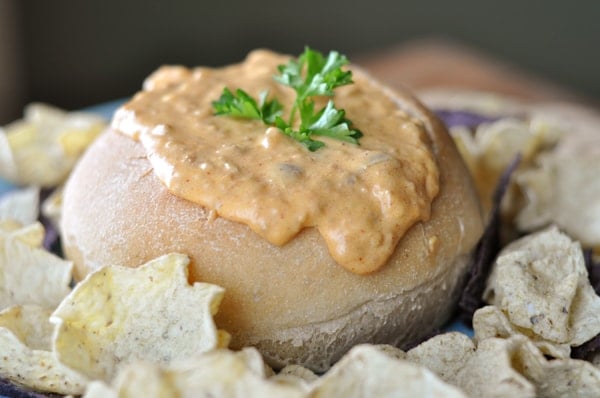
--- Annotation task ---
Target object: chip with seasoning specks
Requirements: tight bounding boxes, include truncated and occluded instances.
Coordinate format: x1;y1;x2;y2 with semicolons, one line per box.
51;253;227;382
515;337;600;398
473;305;571;359
454;337;535;398
0;304;89;395
310;344;468;398
83;348;305;398
406;332;476;384
483;226;600;347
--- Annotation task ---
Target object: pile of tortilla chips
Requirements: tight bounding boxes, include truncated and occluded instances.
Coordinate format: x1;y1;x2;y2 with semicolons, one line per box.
0;103;104;188
1;102;600;397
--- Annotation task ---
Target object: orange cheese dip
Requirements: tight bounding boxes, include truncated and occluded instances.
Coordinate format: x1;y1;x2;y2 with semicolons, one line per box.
112;50;439;274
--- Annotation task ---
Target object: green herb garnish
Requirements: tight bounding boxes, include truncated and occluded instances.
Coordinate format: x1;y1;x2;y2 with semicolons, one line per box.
212;88;283;125
212;47;362;151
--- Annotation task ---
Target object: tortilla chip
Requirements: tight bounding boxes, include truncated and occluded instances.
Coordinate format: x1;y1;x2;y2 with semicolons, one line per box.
473;305;570;359
311;344;468;397
51;253;226;382
449;116;560;212
0;103;105;187
372;344;407;361
0;305;89;395
0;221;45;248
98;348;305;398
454;337;535;398
511;336;600;398
459;155;520;323
406;332;476;383
40;186;63;236
0;186;39;226
82;381;118;398
0;233;73;311
0;131;17;182
484;226;600;346
516;152;600;249
270;364;318;390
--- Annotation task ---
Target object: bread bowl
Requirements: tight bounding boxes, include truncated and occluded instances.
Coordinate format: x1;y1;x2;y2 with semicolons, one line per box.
60;49;484;371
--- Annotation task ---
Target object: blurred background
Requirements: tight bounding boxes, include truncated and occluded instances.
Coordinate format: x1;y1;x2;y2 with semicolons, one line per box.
1;0;599;124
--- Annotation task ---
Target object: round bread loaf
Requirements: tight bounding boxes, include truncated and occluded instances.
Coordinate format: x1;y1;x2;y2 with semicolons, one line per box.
60;70;483;372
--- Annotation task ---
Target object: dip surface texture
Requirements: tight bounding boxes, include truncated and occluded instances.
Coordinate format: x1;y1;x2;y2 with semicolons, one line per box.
112;50;440;274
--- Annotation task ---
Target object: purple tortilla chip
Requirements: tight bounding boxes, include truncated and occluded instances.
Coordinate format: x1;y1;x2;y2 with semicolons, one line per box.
572;250;600;361
583;249;600;295
0;377;60;398
572;335;600;361
38;188;60;253
457;154;522;326
434;109;499;129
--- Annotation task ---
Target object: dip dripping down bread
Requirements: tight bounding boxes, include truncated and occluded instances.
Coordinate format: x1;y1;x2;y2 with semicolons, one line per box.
60;49;484;372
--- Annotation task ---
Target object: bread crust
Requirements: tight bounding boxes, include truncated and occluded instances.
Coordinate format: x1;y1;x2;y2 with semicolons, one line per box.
61;79;483;371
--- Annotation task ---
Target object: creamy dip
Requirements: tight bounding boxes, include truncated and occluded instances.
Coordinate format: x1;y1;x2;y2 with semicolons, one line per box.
112;50;439;274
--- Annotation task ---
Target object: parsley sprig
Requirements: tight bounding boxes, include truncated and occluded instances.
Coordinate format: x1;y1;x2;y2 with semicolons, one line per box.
212;47;362;151
212;88;282;125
